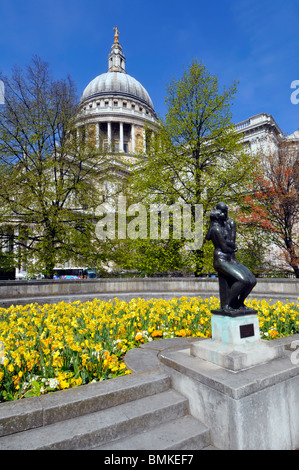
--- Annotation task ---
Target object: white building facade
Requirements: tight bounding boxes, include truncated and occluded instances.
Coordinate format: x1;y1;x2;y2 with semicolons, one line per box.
236;112;283;154
235;113;299;275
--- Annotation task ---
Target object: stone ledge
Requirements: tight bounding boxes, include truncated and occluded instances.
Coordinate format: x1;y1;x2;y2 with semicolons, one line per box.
159;345;299;400
1;277;299;303
158;342;299;449
124;337;200;373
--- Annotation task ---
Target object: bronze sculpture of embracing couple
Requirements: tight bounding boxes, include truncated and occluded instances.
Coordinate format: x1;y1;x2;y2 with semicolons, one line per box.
206;202;256;317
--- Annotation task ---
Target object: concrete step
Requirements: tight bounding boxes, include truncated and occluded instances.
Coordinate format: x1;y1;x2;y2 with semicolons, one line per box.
0;389;190;450
0;368;171;437
94;414;210;450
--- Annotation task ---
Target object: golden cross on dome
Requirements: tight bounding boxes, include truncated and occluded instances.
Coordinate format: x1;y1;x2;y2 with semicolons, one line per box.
113;27;120;43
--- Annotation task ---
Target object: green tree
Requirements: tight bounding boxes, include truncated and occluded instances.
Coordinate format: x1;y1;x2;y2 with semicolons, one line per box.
114;212;187;276
130;60;256;275
0;56;107;278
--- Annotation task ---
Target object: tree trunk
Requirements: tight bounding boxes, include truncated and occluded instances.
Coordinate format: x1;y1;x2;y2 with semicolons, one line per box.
194;248;204;277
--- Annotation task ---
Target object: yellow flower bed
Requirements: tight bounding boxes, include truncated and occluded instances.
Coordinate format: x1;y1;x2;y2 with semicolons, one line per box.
0;296;298;401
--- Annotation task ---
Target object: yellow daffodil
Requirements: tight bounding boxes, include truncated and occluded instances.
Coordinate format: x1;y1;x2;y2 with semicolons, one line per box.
0;296;298;402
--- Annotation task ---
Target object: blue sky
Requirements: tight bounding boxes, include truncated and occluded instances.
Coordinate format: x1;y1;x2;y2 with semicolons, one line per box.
0;0;298;134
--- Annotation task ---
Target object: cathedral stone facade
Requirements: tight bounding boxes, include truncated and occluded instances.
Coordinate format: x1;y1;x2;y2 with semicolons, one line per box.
77;28;157;178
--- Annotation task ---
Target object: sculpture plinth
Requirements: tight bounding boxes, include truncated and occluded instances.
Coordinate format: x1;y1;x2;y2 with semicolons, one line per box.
191;312;284;371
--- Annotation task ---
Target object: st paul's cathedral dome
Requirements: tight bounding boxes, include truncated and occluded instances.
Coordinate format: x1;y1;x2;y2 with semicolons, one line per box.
78;28;157;157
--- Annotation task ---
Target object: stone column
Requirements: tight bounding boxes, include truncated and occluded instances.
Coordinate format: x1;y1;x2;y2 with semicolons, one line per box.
131;124;135;153
107;121;112;151
119;122;124;152
96;123;100;149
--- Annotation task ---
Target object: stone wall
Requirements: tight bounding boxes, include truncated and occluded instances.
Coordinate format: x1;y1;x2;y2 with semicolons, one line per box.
0;277;298;301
